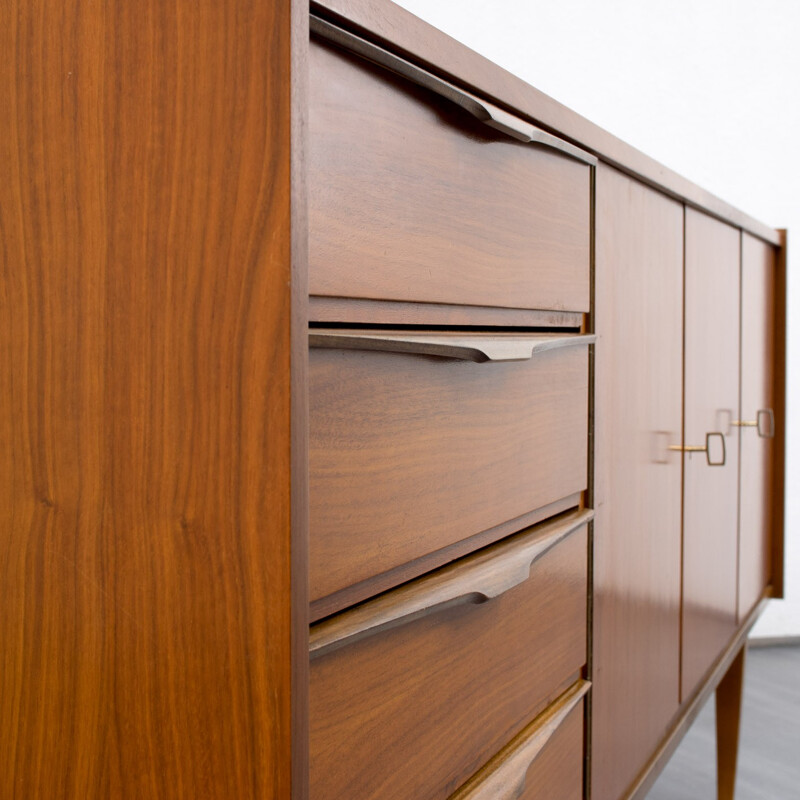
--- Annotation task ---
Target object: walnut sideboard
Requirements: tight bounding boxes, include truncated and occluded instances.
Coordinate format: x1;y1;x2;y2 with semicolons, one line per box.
0;1;786;799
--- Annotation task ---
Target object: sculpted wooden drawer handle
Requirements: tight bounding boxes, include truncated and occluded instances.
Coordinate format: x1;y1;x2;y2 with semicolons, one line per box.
309;509;593;659
448;680;590;800
310;15;597;166
309;331;596;363
733;408;775;438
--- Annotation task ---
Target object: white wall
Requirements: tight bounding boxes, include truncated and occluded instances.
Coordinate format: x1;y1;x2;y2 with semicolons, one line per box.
394;0;800;638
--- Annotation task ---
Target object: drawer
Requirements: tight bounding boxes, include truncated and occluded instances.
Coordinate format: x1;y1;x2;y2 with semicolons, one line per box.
450;680;588;800
309;331;591;608
309;33;593;314
309;512;590;800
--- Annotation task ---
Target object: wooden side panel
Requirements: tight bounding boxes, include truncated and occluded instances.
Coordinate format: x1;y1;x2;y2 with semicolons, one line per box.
738;234;777;620
592;165;684;800
308;39;591;313
682;209;741;700
0;2;301;797
771;230;788;598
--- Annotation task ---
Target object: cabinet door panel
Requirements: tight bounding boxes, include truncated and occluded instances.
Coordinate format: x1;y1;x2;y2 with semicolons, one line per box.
738;233;776;620
682;209;740;699
592;166;683;800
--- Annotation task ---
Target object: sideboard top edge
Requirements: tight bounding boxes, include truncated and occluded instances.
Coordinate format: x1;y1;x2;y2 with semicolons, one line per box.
310;0;782;247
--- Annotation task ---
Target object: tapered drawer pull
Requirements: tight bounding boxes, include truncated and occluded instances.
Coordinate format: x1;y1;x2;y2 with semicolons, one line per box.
309;331;596;363
449;680;590;800
733;408;775;438
310;509;592;659
310;15;597;166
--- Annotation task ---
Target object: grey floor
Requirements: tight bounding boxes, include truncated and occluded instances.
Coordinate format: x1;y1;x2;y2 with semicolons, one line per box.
646;645;800;799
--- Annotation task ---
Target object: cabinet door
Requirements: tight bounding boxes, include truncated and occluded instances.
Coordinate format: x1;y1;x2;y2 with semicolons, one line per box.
682;209;740;699
592;166;683;800
738;233;777;620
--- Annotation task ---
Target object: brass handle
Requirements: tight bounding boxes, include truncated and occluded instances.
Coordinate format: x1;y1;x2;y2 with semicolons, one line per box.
669;431;727;467
309;509;593;659
309;330;595;363
733;408;775;439
448;680;591;799
310;15;597;166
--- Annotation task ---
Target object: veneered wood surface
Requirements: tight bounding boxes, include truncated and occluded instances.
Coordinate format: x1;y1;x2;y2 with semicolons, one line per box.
771;230;788;598
592;165;684;800
310;493;582;622
309;296;584;329
310;509;592;657
290;4;311;795
625;597;768;800
309;343;589;605
0;2;301;797
309;39;591;312
682;208;741;701
514;696;585;800
311;0;780;246
309;527;587;800
716;644;746;800
738;234;777;622
450;682;588;800
309;330;594;363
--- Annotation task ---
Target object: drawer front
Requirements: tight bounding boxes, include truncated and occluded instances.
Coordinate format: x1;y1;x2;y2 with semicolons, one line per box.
515;697;584;800
309;38;591;313
309;518;589;800
449;681;587;800
309;336;590;605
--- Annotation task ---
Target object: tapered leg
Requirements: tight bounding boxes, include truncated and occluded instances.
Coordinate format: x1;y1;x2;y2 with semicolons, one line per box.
716;644;746;800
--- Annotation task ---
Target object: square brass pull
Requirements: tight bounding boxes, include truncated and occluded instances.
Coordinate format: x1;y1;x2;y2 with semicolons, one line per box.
732;408;775;439
757;408;776;438
668;431;727;467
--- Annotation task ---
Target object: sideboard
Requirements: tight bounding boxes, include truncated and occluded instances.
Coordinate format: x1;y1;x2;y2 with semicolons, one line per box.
0;0;785;798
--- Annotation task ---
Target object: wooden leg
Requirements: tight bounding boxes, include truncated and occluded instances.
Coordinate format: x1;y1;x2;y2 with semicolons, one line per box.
716;643;746;800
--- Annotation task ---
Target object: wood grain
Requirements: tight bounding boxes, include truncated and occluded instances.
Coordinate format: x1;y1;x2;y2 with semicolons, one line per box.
770;230;788;598
310;493;582;622
309;342;589;604
514;694;585;800
682;208;741;702
311;15;596;165
309;527;588;800
0;1;304;797
592;165;684;800
309;330;595;362
310;509;592;658
310;0;780;246
625;596;768;800
716;644;746;800
309;296;584;329
738;234;777;621
449;681;588;800
290;3;311;796
309;38;591;313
